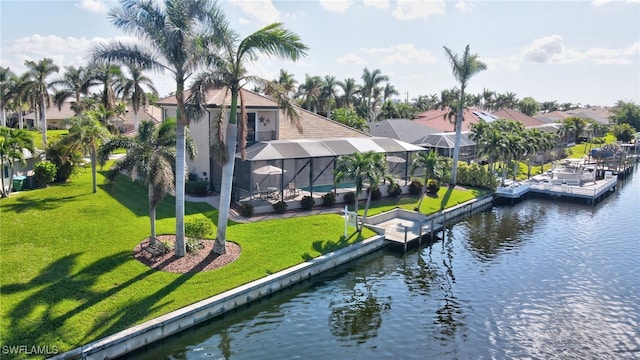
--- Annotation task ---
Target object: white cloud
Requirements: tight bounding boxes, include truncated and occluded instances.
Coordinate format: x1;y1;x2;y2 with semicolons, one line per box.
337;52;366;64
521;35;564;63
455;0;474;12
319;0;353;13
75;0;108;13
359;43;437;64
521;35;638;65
381;43;437;64
229;0;280;25
363;0;390;9
392;0;446;20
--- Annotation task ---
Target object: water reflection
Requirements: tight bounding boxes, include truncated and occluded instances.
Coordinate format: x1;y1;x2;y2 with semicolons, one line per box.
329;275;391;343
462;206;543;262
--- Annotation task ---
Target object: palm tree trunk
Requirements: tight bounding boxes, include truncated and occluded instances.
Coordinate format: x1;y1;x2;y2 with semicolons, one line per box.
1;106;6;127
149;184;156;238
175;121;186;257
450;87;465;185
354;195;360;234
215;87;240;255
40;97;47;150
362;190;372;228
134;111;139;132
18;109;23;129
91;147;97;193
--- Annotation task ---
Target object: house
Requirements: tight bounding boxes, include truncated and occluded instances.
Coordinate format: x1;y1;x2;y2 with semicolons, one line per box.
24;103;161;133
491;108;547;127
155;88;424;199
2;148;40;193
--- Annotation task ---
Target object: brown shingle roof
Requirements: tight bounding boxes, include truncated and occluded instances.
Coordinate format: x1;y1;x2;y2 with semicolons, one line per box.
413;108;481;132
492;108;546;127
155;88;279;108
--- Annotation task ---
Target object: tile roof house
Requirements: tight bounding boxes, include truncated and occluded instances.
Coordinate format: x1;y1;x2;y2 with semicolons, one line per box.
155;88;424;197
24;102;161;133
369;119;440;144
413;108;483;132
491;108;547;127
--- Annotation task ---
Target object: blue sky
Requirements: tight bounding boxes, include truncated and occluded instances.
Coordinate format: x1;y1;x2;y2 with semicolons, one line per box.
1;0;639;107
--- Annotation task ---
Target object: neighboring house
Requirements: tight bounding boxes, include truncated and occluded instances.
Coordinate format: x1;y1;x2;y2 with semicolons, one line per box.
534;110;569;124
413;108;500;133
1;148;40;193
156;88;424;197
369;119;440;144
564;107;611;125
24;103;161;133
491;108;547;127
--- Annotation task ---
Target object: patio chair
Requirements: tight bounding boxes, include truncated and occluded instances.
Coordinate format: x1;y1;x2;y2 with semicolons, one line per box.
287;182;299;197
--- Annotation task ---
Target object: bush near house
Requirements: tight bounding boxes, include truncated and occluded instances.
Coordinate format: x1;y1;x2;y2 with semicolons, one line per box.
409;180;422;195
239;203;254;217
322;192;336;206
343;191;356;204
388;183;402;197
300;195;315;210
273;200;288;213
34;161;57;187
186;180;209;196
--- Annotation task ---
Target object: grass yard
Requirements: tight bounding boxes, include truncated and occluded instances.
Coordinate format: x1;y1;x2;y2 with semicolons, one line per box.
0;167;374;358
25;129;69;147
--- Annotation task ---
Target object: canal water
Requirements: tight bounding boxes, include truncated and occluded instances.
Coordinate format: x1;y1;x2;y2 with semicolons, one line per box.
127;170;639;359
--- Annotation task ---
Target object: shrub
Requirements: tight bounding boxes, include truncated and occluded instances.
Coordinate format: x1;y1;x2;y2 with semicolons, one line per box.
239;203;254;217
272;200;288;214
343;191;356;204
46;140;83;182
408;180;422;195
322;192;336;207
185;216;213;240
369;187;382;201
186;180;209;196
300;195;315;210
34;161;57;187
388;183;402;197
161;239;174;254
426;179;439;194
186;237;202;254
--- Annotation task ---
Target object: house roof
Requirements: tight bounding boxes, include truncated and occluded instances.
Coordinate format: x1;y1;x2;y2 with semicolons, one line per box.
491;108;546;127
240;137;425;161
413;108;484;132
415;132;475;149
534;110;569;123
24;103;161;126
156;88;368;140
369;119;440;144
24;103;75;120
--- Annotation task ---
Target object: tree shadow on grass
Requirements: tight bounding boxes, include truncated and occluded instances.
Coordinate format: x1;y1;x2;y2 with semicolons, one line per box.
439;185;455;211
1;251;140;350
0;191;92;213
301;231;360;261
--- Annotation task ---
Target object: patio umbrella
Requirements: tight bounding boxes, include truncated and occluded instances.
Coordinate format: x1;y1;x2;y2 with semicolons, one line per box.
253;165;286;175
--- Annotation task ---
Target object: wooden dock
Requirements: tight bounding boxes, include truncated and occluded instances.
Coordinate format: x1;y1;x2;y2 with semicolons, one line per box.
364;208;444;251
495;175;618;204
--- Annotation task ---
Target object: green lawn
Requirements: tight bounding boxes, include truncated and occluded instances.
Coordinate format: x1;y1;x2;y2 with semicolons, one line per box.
25;129;69;147
0;169;374;358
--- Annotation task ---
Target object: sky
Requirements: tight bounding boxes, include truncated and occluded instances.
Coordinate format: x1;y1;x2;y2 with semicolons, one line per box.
1;0;639;108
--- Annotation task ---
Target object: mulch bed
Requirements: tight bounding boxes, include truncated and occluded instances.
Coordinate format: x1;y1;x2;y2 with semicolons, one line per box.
133;235;241;274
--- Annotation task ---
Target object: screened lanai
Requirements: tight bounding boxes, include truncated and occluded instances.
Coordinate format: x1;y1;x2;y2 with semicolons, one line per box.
415;132;477;162
233;137;425;201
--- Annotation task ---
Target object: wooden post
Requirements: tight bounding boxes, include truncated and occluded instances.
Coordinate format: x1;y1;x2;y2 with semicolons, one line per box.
404;226;408;253
418;220;423;246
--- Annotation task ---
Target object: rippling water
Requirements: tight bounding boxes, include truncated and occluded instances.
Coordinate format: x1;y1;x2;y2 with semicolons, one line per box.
128;170;640;360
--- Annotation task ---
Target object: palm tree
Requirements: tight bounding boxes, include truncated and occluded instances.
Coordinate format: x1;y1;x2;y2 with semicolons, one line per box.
65;110;112;193
383;83;399;103
0;127;35;197
274;69;297;98
297;74;322;112
94;64;124;113
52;65;99;116
7;72;32;129
524;128;543;178
539;131;557;174
410;150;440;212
337;77;359;108
23;58;60;147
98;119;196;239
93;0;228;257
334;151;393;233
188;22;307;255
481;88;494;111
320;75;338;117
0;67;15;127
361;68;389;123
118;63;158;131
442;44;487;185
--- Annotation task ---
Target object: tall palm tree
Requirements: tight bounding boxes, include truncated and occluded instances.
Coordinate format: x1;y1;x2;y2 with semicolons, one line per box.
118;63;158;131
410;150;441;212
443;44;487;185
23;58;60;147
94;64;124;114
360;68;388;123
382;83;399;103
98;119;196;239
274;69;297;98
539;131;557;173
93;0;228;257
524;128;543;178
52;65;99;116
188;22;307;254
64;110;112;193
0;127;35;197
297;74;322;112
337;77;359;109
0;67;15;127
320;75;338;117
7;72;32;129
481;88;494;111
334;151;393;233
